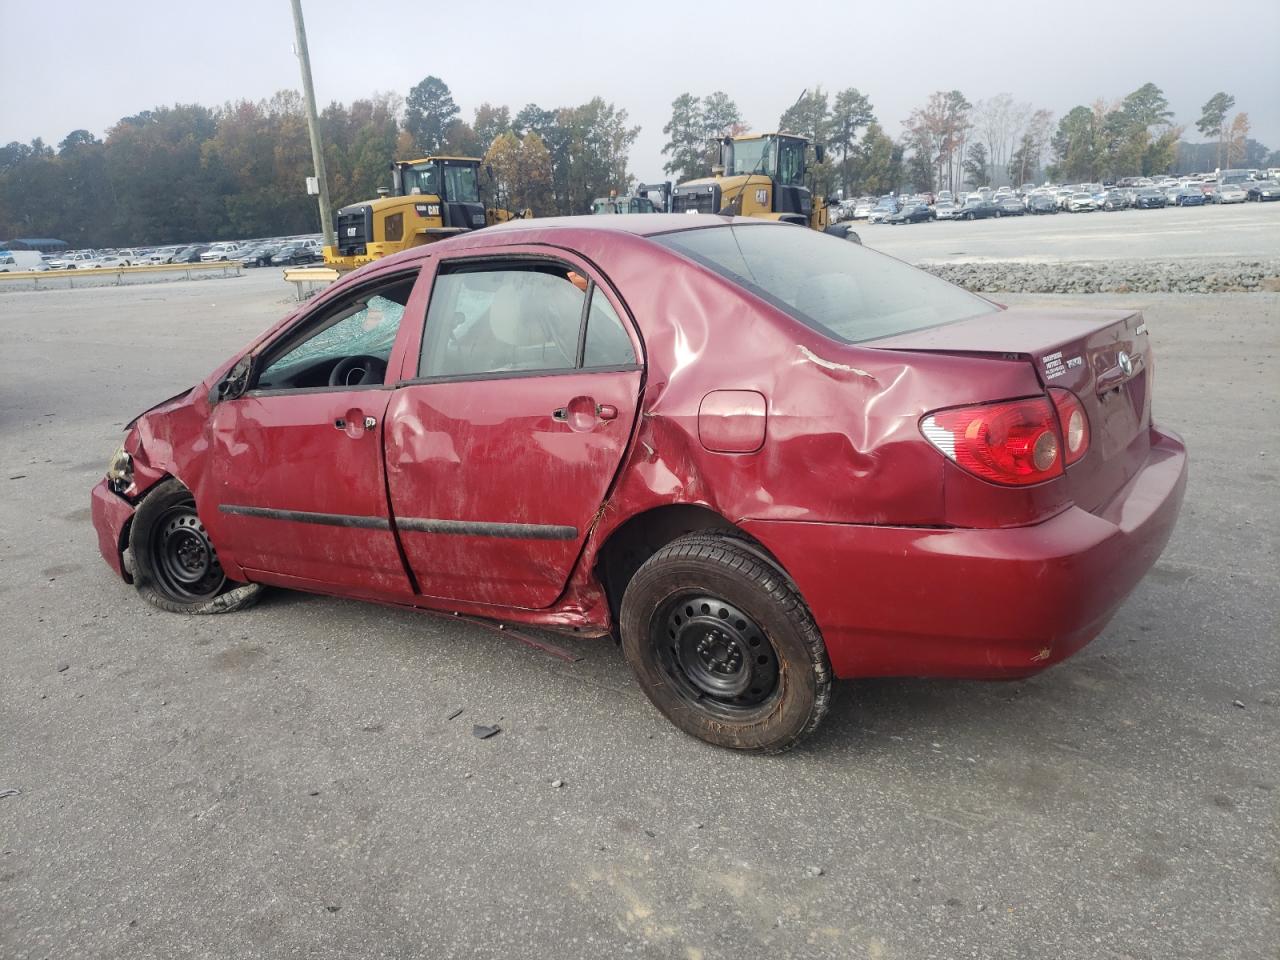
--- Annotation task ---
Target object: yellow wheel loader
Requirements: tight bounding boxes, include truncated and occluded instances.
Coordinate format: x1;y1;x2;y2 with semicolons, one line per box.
323;156;531;271
670;133;858;241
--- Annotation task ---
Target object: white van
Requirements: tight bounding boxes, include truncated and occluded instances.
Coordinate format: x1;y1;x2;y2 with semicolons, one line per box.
0;250;45;272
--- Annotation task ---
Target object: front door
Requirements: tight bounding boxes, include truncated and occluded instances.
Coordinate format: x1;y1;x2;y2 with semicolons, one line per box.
201;268;426;598
385;255;643;608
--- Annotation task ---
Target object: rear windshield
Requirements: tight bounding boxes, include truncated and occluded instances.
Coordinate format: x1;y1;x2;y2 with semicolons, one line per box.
654;224;997;343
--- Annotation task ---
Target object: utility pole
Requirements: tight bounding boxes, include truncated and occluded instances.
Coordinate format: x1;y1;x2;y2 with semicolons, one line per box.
289;0;334;249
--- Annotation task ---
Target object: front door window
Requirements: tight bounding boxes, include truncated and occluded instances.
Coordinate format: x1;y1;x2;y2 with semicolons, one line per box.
255;275;416;391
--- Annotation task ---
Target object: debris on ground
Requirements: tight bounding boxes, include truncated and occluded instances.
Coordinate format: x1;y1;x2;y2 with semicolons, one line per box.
551;779;565;788
808;866;825;877
446;708;463;721
0;788;22;800
472;724;501;740
56;663;69;673
1232;699;1246;709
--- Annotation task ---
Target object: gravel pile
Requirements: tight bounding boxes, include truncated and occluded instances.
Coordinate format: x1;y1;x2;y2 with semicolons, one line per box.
918;258;1280;294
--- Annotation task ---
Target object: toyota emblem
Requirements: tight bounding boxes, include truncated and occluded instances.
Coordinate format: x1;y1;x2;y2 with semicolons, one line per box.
1118;351;1133;376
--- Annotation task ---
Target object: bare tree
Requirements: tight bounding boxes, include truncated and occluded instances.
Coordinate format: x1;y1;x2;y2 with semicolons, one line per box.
1008;108;1054;185
974;94;1011;186
974;95;1041;187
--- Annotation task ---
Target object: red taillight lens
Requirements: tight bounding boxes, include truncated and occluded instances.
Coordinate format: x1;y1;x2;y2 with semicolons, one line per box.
921;397;1063;486
1049;387;1090;465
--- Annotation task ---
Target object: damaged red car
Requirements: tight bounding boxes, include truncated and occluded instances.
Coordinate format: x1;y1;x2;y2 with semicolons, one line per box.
92;216;1187;752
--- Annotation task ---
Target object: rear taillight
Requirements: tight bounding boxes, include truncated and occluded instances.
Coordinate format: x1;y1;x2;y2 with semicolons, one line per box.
1049;387;1090;465
920;397;1063;486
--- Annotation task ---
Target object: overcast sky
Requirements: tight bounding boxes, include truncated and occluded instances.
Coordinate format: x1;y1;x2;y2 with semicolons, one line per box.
4;0;1277;182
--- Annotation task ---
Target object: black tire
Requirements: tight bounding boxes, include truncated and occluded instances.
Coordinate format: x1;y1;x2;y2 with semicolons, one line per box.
129;478;262;615
619;532;831;753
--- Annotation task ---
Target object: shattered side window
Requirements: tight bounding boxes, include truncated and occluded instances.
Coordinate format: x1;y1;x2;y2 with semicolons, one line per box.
256;276;416;389
272;296;405;366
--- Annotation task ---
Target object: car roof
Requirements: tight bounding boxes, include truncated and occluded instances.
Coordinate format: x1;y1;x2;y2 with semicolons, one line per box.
481;213;732;238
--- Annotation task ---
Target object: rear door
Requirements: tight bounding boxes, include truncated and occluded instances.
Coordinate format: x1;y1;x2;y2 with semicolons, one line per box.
384;252;642;608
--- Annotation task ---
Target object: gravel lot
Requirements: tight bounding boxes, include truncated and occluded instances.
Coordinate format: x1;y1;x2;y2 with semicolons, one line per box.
860;200;1280;264
1;271;1277;959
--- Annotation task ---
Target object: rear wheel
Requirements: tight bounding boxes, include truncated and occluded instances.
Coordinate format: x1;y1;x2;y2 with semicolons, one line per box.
129;479;262;615
620;533;831;753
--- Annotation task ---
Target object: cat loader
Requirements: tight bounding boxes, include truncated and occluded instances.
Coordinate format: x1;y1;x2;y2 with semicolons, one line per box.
670;133;858;241
324;156;530;271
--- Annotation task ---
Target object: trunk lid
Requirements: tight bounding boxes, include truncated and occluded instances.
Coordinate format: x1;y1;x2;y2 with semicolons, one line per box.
872;306;1153;513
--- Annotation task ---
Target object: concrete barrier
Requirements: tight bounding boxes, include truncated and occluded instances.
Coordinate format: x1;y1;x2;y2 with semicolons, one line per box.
282;266;341;300
0;260;243;290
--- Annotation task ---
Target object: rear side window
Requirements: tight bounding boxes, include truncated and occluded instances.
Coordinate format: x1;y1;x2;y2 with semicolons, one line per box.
418;263;636;378
655;224;996;343
582;291;635;367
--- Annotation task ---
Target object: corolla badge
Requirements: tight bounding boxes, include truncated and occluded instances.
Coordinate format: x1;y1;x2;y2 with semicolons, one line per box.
1118;351;1134;376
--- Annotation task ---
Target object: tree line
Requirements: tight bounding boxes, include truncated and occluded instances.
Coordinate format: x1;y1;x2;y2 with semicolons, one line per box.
0;76;637;247
662;83;1274;202
1;76;1274;247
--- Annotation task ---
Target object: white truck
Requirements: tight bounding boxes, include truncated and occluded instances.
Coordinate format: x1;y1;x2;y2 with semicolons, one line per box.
0;249;47;272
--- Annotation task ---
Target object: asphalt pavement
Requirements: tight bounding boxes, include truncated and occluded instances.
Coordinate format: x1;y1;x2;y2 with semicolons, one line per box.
1;269;1277;959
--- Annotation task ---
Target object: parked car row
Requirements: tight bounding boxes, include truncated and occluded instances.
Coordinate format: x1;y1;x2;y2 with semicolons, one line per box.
28;235;324;272
834;172;1280;226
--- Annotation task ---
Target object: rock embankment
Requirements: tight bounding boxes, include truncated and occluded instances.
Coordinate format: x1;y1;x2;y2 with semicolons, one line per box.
918;258;1280;294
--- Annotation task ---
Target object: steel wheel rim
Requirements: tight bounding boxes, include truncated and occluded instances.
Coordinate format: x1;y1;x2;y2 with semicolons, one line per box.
654;594;780;715
150;502;225;601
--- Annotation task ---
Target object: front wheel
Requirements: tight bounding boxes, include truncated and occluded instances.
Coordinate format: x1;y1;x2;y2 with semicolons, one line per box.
129;478;262;615
620;533;832;753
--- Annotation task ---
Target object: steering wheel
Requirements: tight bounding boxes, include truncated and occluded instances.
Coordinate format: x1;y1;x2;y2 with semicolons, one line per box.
328;354;387;387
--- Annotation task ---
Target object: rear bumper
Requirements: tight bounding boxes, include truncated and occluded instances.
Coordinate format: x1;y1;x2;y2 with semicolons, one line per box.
91;479;135;580
744;426;1188;680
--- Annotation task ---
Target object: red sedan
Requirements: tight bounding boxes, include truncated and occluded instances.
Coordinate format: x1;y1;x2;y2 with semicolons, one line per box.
91;215;1187;752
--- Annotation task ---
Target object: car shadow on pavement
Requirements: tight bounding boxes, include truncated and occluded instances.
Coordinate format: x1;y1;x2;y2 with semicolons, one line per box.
804;670;1079;759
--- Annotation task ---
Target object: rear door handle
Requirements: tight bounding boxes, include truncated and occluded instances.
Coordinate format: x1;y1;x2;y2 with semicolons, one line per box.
554;404;617;422
334;416;378;431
